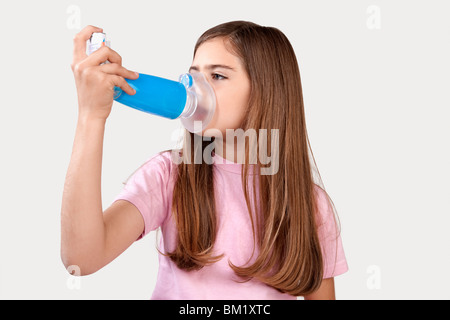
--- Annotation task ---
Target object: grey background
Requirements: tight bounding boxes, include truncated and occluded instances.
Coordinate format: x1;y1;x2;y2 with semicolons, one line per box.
0;0;449;299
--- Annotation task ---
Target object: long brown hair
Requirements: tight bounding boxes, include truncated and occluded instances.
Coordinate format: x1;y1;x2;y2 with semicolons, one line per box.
162;20;340;296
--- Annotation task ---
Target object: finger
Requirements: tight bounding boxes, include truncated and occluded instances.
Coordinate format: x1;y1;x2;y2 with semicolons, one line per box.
99;63;139;80
109;75;136;95
72;25;104;65
85;46;123;67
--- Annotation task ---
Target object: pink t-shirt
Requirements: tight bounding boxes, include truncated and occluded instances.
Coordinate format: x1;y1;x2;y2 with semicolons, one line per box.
113;150;348;299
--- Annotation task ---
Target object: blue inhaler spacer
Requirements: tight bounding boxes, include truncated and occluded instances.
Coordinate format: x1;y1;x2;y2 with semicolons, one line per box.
86;32;216;133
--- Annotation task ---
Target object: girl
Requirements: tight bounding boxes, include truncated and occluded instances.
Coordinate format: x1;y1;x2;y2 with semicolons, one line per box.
62;21;348;300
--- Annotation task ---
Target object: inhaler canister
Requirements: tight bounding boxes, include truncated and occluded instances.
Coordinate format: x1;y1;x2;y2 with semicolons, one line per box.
86;32;110;57
86;33;123;99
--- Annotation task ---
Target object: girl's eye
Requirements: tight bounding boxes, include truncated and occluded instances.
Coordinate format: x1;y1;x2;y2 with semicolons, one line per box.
212;73;226;80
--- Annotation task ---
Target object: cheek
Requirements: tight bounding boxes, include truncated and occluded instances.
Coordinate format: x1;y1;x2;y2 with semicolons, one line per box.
201;82;250;136
215;101;240;133
216;87;248;126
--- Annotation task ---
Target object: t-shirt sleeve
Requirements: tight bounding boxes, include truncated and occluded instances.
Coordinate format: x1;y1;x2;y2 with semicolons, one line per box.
314;185;349;279
112;152;172;240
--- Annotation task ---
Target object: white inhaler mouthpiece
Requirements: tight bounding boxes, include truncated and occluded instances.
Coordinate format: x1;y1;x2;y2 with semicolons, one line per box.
178;72;216;134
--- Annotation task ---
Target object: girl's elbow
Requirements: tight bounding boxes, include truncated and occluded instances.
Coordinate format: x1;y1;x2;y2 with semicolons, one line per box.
61;254;100;276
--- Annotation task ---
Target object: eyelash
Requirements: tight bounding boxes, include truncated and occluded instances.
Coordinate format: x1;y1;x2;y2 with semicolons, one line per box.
212;73;226;80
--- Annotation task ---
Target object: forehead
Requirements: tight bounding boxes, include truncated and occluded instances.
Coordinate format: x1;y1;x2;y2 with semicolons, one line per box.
193;37;242;68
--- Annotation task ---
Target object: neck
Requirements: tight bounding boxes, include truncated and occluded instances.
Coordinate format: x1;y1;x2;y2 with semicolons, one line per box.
214;138;246;164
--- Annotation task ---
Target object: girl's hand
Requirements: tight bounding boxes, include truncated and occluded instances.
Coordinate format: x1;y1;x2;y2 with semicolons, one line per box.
70;25;139;122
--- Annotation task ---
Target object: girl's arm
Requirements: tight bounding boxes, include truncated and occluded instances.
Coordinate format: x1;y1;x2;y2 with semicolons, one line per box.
61;25;143;276
303;278;336;300
60;117;145;276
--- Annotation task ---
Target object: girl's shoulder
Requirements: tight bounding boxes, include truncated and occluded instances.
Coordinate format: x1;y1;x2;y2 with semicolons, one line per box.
122;149;178;186
142;149;178;170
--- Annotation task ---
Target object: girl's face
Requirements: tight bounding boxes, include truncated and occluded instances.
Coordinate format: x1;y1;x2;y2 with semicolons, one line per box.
189;37;251;138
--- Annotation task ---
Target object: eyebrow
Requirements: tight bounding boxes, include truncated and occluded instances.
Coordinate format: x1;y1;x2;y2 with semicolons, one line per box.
189;64;236;73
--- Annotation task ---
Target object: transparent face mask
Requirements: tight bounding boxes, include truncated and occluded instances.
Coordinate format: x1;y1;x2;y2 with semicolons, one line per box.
178;72;216;133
